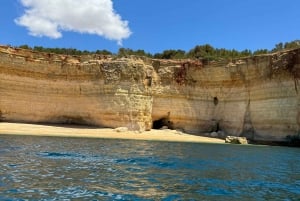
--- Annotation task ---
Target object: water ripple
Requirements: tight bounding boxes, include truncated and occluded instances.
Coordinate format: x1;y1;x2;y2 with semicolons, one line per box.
0;135;300;200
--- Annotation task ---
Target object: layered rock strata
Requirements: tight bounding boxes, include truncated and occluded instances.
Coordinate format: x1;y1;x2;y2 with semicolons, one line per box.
1;45;300;141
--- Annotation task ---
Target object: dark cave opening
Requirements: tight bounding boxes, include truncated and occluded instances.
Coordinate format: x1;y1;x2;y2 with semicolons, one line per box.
152;117;174;129
213;97;219;106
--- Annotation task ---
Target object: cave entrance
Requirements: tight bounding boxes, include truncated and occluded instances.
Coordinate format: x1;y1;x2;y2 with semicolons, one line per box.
152;117;174;130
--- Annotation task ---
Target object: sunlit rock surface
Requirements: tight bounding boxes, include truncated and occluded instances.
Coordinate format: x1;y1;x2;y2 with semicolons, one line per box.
1;45;299;141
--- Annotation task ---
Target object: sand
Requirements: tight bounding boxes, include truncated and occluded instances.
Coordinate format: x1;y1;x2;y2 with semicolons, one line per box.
0;122;225;144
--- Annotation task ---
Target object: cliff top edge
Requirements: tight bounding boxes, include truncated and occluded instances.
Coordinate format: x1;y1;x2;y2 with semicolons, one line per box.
0;44;299;67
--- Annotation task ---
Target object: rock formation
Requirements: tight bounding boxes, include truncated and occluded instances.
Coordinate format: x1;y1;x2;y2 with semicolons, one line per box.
1;45;300;142
225;136;248;144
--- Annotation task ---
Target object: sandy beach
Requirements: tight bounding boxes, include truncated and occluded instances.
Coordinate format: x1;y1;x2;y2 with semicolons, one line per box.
0;122;224;144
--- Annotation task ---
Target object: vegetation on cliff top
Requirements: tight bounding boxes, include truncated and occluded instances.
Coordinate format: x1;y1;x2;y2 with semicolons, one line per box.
17;40;300;60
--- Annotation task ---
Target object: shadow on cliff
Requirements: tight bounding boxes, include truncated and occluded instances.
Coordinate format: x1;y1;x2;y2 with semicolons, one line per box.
6;120;101;130
42;116;102;129
44;123;100;129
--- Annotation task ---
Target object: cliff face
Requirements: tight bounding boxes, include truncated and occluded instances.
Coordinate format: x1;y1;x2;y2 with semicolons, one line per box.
1;45;300;141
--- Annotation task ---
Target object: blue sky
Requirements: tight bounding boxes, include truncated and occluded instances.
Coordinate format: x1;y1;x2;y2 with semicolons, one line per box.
0;0;299;54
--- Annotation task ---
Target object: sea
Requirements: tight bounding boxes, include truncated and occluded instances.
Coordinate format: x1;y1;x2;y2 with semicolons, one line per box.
0;135;300;201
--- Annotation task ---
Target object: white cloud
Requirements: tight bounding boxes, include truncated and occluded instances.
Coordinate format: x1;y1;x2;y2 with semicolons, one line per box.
15;0;131;45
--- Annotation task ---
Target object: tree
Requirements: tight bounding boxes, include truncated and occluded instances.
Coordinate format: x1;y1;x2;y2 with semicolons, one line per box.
118;48;152;57
272;42;284;52
15;39;300;60
253;49;268;55
240;49;252;57
95;49;112;55
154;49;186;59
284;40;300;49
187;44;216;60
18;44;31;49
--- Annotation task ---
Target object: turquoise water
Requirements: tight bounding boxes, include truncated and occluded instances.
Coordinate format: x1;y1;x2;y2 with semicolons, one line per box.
0;135;300;200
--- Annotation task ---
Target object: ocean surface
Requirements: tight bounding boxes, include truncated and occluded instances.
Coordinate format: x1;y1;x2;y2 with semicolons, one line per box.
0;135;300;201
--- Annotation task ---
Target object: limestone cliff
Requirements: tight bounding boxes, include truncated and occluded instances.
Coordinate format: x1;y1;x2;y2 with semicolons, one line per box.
1;45;300;141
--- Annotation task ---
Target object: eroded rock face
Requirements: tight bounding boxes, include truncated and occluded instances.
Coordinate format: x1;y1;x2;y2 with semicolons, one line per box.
0;47;154;131
1;45;300;141
225;136;248;144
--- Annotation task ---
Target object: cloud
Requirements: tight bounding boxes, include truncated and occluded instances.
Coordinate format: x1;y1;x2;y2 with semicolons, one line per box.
15;0;131;45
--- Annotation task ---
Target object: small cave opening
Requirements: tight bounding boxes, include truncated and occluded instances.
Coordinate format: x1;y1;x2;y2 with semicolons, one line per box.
152;117;174;130
213;97;219;106
57;115;91;127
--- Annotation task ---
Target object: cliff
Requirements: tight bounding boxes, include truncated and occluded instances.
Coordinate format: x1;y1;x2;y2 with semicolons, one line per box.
1;45;300;142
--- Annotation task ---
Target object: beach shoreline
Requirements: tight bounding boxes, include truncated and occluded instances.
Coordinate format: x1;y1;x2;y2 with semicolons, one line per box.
0;122;225;144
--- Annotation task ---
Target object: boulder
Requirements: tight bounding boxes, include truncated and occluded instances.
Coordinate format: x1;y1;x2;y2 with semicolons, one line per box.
115;127;128;132
217;130;226;139
225;136;248;144
210;132;219;138
160;126;169;130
